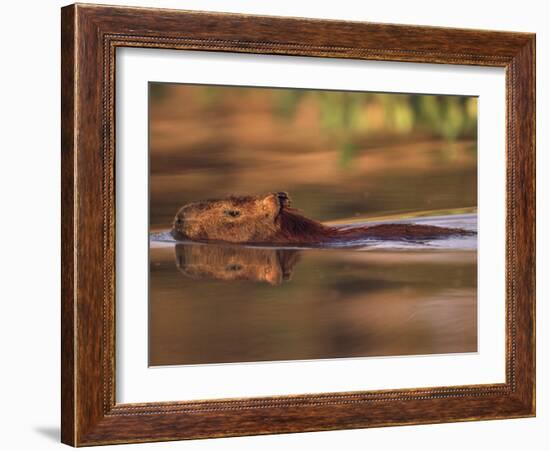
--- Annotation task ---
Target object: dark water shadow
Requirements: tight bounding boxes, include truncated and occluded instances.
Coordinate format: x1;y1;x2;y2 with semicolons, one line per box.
175;242;301;285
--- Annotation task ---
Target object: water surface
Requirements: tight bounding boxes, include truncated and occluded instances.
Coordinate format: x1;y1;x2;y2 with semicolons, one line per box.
149;213;477;366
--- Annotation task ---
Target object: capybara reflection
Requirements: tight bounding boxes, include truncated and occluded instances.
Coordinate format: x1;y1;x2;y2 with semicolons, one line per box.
171;192;474;245
175;243;300;285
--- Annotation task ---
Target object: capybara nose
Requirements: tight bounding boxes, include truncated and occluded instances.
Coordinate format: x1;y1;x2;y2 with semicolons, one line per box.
171;216;185;239
277;192;288;200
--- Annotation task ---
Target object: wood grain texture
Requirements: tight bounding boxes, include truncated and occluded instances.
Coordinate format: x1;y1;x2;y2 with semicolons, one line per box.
60;5;76;446
61;3;536;446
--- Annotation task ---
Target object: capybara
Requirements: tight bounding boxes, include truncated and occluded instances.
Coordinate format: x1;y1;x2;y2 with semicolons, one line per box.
171;192;474;245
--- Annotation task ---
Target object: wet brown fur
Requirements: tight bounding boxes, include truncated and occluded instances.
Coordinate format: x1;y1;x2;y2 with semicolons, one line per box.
171;193;474;245
275;208;471;243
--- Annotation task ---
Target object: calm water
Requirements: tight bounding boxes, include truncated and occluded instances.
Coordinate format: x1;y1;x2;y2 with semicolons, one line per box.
149;213;477;366
148;84;478;366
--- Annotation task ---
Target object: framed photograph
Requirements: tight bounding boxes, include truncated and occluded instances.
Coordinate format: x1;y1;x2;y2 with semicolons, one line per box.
61;3;535;446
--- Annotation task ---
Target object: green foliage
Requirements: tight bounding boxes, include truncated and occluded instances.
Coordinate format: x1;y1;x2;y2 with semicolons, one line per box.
338;141;358;168
149;83;167;101
271;89;477;166
276;90;306;119
413;95;477;141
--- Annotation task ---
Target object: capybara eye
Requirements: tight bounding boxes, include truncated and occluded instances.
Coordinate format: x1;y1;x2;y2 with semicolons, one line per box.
226;264;243;272
175;217;183;225
224;210;241;218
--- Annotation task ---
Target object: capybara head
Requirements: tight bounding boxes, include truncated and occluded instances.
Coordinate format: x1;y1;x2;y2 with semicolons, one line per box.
175;243;299;285
171;192;291;243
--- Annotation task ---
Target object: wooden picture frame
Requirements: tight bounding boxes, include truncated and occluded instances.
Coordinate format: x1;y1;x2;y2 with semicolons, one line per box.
61;3;535;446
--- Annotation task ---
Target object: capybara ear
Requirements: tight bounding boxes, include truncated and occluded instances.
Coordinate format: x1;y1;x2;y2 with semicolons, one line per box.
276;191;291;207
261;192;291;214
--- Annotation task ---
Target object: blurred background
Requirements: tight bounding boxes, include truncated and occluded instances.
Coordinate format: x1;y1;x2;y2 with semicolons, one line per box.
149;83;477;230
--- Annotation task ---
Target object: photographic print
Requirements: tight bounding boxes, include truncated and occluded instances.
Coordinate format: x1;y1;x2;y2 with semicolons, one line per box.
148;83;478;366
